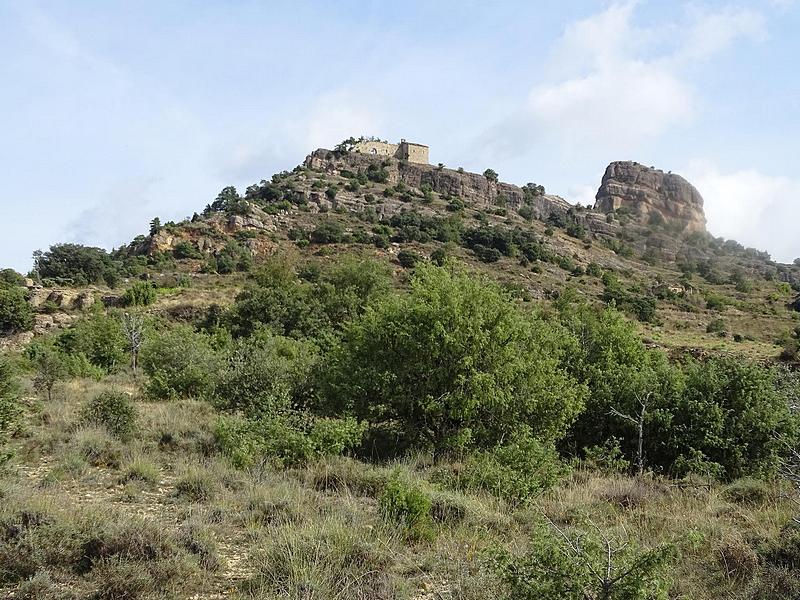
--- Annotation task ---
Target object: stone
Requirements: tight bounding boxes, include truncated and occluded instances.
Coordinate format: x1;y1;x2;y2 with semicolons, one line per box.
74;291;95;310
594;161;706;233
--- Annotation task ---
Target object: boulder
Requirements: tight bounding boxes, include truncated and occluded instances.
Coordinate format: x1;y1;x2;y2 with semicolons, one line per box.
594;161;706;233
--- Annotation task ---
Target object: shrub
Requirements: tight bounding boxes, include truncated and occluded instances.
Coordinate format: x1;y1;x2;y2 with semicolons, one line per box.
310;220;345;244
140;326;219;399
397;250;419;268
722;478;771;505
379;475;434;542
173;241;202;259
56;312;127;372
706;318;726;333
122;281;157;307
81;391;138;440
483;168;498;182
489;522;678;599
438;433;567;504
212;335;314;417
0;284;33;334
215;413;364;469
175;469;217;502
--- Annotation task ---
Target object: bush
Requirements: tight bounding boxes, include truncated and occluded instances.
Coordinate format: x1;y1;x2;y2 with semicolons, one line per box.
489;522;678;599
81;391;138;440
215;413;364;469
310;220;345;244
122;281;157;307
446;434;567;503
56;312;127;372
140;326;219;399
173;241;203;259
397;250;419;268
379;475;434;542
212;335;315;417
722;478;771;506
0;284;33;334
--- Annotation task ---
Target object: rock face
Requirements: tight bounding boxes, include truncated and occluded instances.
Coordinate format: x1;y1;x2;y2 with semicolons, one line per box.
594;161;706;233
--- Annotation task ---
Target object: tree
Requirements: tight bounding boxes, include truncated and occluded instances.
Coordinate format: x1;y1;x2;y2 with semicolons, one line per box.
149;217;162;236
56;312;127;372
33;244;119;286
324;262;585;455
0;285;33;334
32;347;66;402
122;312;145;376
483;168;498;182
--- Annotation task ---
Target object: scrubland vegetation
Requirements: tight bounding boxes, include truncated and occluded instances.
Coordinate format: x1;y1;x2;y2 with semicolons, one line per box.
2;252;800;599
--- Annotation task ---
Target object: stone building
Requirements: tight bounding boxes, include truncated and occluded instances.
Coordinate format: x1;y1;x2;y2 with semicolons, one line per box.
352;139;429;164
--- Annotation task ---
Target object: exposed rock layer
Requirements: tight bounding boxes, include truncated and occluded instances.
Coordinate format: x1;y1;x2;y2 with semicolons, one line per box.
594;161;706;233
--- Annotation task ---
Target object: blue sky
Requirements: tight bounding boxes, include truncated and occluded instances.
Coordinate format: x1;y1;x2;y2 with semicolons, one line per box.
2;0;799;272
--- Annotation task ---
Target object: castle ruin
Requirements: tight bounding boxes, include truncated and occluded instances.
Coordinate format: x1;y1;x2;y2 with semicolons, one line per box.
352;139;429;164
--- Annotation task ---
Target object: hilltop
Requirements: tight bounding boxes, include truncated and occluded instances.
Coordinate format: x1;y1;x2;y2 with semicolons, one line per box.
5;140;799;362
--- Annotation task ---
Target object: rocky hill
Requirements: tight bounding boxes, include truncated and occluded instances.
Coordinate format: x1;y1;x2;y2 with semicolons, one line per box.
594;161;707;233
3;144;800;361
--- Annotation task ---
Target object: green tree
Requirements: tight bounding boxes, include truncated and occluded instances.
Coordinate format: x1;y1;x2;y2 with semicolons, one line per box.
149;217;162;235
324;263;585;455
0;285;33;334
483;168;498;182
33;243;119;286
32;346;66;401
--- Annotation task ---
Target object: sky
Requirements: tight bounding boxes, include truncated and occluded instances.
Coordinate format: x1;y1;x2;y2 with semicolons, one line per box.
1;0;799;272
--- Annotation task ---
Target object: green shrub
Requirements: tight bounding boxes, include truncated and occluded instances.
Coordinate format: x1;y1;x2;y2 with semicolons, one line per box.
310;220;345;244
215;413;364;469
212;335;314;417
397;250;419;268
56;312;127;372
140;326;219;399
0;284;33;334
489;522;678;599
439;433;567;503
81;391;138;440
122;281;157;307
175;469;217;502
173;241;203;259
379;475;434;542
722;478;771;505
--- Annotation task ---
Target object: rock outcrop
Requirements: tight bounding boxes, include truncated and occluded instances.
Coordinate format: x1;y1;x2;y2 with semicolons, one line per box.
594;161;706;233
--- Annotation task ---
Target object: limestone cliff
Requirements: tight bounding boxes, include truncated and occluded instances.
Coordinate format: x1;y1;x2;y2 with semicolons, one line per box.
594;161;706;233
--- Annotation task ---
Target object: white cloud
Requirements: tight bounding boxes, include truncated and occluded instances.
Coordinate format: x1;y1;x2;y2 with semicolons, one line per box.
481;3;769;158
689;164;800;262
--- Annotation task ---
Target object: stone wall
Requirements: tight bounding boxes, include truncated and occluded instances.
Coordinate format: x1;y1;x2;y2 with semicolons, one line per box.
352;141;398;158
398;142;429;164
